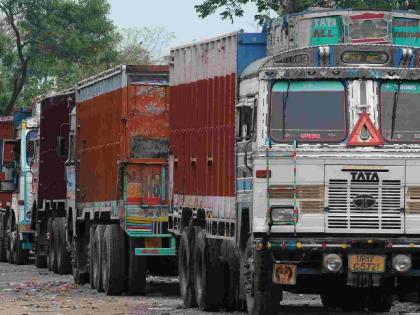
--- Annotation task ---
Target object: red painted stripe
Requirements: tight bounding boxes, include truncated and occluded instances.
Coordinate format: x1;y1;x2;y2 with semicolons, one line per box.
350;12;384;20
352;38;387;44
127;197;162;205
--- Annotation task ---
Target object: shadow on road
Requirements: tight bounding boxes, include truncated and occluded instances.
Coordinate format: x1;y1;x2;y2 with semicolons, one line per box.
146;281;180;297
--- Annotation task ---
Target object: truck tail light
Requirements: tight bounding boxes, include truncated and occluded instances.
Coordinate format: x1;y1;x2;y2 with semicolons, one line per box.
256;170;271;178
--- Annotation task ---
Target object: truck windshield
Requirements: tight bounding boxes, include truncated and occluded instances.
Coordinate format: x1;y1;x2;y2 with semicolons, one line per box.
381;81;420;142
269;81;346;143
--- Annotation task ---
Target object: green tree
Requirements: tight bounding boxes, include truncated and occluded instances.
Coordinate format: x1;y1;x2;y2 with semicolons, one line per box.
196;0;420;25
117;27;175;65
0;0;119;113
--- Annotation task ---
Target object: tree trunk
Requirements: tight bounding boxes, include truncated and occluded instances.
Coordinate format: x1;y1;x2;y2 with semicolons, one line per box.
0;5;29;114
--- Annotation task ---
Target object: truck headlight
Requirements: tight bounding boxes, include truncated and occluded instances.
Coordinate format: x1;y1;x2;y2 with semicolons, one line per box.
323;254;343;273
270;207;295;224
392;255;411;273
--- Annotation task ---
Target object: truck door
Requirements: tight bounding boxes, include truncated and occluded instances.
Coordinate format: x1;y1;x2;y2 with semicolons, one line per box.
122;83;173;253
0;140;19;192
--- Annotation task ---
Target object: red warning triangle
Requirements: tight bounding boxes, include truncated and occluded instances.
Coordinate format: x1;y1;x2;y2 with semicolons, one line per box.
347;112;384;146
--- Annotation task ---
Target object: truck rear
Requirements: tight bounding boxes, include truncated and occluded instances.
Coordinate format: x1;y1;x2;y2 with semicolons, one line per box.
0;93;72;268
0;112;29;262
29;91;73;272
68;65;174;294
0;109;32;264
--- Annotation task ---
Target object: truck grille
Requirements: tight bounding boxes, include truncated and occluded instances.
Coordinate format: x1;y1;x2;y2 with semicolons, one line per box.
327;179;403;233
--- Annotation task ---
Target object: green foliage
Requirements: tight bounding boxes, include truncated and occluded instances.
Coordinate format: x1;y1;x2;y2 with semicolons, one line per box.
196;0;420;25
0;0;119;113
117;27;175;65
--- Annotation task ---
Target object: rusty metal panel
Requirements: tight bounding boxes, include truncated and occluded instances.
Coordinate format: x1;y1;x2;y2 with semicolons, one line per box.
170;32;238;86
170;33;239;203
76;65;169;205
0;117;14;207
127;84;169;159
37;93;72;207
0;117;14;139
77;87;124;203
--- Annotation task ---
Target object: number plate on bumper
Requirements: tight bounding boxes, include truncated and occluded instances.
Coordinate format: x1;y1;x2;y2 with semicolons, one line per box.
348;255;385;273
272;264;297;285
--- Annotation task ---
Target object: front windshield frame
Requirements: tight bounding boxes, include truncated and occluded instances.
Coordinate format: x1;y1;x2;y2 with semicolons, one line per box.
268;80;348;144
380;80;420;143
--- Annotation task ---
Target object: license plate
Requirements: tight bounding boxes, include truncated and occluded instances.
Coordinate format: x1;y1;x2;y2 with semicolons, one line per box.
272;264;297;285
348;255;385;273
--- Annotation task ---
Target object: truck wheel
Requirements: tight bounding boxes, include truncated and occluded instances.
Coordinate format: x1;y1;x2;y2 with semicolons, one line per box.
56;218;71;275
34;220;47;268
223;261;240;311
93;225;106;292
193;227;223;311
179;227;196;308
240;238;281;315
88;224;97;289
14;234;29;265
0;213;7;262
127;237;146;295
72;235;88;285
52;218;60;273
47;218;56;271
367;290;393;312
101;224;126;295
6;212;14;264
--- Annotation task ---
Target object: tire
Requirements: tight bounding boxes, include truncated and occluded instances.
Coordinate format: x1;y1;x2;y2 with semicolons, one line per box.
127;237;147;295
6;213;14;264
56;218;71;275
52;218;60;273
193;228;223;311
101;224;126;295
93;225;106;292
72;235;88;285
47;218;55;271
0;213;7;262
367;289;393;312
179;227;196;308
240;238;282;315
14;234;29;265
223;261;240;311
34;219;47;268
89;224;97;289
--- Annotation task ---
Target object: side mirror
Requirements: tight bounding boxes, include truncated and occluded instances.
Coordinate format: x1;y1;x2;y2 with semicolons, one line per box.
26;130;37;167
56;136;66;157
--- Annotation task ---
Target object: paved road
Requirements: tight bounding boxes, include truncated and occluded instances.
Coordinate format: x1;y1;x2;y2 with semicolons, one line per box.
0;262;420;314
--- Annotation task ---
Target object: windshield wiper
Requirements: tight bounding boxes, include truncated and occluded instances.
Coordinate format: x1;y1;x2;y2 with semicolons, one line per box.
391;81;402;139
282;81;291;138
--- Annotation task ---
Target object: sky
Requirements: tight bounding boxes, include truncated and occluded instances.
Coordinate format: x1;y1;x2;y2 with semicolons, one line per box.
108;0;260;50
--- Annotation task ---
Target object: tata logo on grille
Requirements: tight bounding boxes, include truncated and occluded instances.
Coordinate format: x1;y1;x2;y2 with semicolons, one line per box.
351;171;379;182
353;195;377;209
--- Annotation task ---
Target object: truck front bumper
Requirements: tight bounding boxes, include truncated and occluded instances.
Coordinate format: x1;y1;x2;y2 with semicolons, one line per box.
253;235;420;290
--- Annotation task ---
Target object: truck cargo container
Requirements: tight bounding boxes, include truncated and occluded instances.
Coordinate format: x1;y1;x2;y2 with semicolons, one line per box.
0;93;72;268
169;9;420;314
0;109;32;264
67;65;174;295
